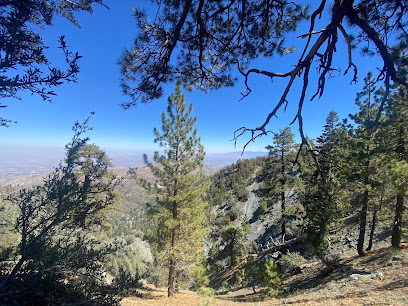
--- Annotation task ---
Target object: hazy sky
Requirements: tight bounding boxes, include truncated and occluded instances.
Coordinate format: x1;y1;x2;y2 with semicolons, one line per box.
0;1;384;155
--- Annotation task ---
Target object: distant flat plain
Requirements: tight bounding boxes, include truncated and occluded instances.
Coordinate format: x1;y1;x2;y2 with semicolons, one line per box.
0;145;267;178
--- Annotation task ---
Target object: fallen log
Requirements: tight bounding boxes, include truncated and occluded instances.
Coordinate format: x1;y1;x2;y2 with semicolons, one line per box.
210;234;307;288
257;234;307;258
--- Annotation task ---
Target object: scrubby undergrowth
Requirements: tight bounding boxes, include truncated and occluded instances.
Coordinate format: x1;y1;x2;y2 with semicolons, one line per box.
122;244;408;305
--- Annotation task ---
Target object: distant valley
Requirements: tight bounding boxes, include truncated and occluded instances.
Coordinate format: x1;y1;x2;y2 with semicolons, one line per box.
0;145;267;182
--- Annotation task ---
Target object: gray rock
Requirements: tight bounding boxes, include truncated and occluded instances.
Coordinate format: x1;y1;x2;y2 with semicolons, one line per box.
371;271;384;278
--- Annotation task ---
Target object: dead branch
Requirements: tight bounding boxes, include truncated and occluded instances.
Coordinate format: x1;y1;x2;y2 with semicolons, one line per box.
210;234;307;287
232;0;404;162
299;0;327;62
257;234;306;258
338;24;358;84
234;2;345;154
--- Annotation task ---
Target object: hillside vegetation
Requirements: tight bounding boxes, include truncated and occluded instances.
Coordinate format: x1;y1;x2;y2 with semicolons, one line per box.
122;244;408;305
1;101;408;304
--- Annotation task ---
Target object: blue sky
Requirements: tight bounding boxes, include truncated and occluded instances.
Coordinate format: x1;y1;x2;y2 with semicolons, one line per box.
0;1;384;156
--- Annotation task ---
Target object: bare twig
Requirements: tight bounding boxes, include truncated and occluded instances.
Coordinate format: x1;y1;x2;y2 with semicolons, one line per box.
338;23;358;84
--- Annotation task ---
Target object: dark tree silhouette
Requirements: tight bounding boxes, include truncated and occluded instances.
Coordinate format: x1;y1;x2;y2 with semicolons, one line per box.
120;0;408;151
0;0;107;126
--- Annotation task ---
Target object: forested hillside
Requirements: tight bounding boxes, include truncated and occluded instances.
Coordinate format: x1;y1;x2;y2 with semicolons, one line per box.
2;93;406;303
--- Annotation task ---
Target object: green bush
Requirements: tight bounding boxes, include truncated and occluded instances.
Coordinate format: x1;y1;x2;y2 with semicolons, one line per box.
221;280;229;290
259;258;283;296
113;266;143;293
257;200;268;215
197;286;215;297
242;256;261;292
278;251;307;274
236;187;250;202
198;286;216;306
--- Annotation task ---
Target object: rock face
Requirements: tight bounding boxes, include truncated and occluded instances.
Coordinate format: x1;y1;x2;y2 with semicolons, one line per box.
217;176;300;251
237;181;277;245
239;181;260;222
210;156;392;258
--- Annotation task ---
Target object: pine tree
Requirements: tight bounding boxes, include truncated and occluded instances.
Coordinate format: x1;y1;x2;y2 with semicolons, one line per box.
385;86;408;248
349;72;382;256
258;258;283;296
220;219;250;268
303;110;350;260
261;127;301;241
317;110;344;180
0;117;119;293
145;81;209;297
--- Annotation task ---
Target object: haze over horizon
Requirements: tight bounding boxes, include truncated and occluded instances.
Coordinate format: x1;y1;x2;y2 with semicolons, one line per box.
0;144;268;177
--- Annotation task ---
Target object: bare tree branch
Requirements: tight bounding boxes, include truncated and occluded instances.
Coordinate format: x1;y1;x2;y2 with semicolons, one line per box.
339;23;358;84
346;6;407;87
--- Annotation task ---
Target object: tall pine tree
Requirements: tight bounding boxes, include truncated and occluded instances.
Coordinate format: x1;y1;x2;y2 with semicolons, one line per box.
386;85;408;248
349;72;381;256
145;81;209;297
303;110;350;260
261;127;302;241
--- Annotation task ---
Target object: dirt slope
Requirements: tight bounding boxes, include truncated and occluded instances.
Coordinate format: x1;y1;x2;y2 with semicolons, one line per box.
121;244;408;305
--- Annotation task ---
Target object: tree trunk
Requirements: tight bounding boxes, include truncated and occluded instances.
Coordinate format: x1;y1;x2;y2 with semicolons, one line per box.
175;271;180;293
391;191;404;248
0;257;25;291
168;138;180;298
230;241;234;268
281;150;286;241
367;188;384;251
366;204;378;251
357;188;369;256
168;209;178;297
168;253;176;297
392;126;406;248
257;234;306;257
168;177;179;297
281;191;286;241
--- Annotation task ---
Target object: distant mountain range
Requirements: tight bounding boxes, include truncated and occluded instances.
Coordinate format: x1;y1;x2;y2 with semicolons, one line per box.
0;145;267;178
204;151;268;168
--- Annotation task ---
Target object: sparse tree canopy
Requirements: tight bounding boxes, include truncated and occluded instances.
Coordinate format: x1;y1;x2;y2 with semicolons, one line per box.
120;0;408;148
0;0;107;127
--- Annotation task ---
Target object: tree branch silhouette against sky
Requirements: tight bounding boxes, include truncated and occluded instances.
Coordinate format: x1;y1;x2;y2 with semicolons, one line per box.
1;0;404;155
